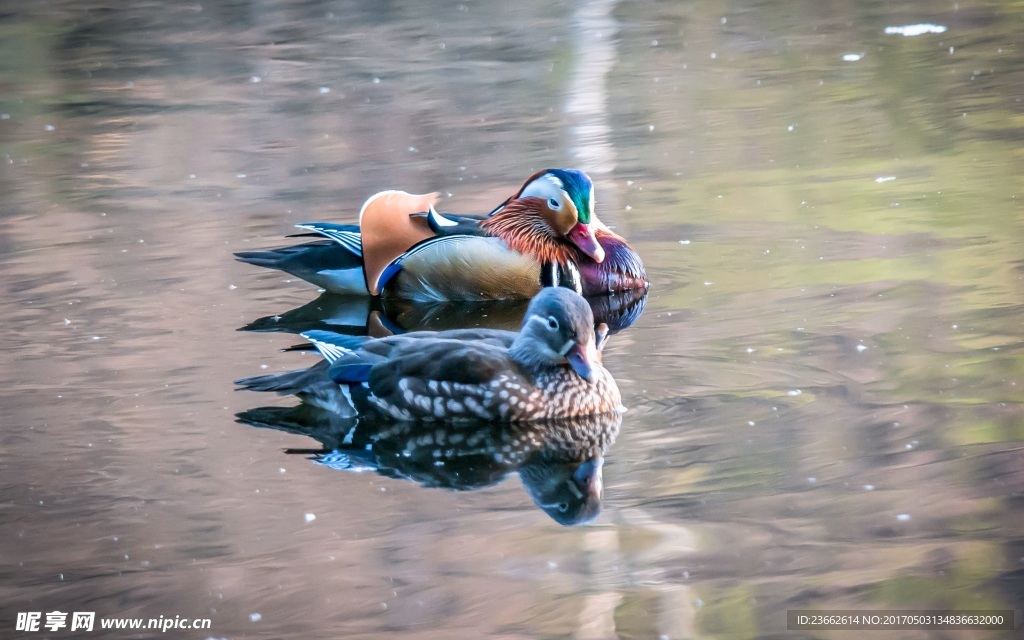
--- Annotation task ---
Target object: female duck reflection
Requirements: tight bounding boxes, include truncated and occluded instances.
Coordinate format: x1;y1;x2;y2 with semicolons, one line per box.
237;406;621;526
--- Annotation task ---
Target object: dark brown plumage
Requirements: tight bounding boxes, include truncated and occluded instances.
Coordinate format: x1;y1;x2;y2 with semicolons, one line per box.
236;288;623;422
236;405;622;525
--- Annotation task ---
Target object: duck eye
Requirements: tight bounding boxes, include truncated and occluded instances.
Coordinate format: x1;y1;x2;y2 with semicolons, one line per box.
558;502;569;512
547;316;559;331
548;197;561;209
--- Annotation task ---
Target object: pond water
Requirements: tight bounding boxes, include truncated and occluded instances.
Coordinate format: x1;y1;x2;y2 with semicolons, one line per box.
2;0;1022;638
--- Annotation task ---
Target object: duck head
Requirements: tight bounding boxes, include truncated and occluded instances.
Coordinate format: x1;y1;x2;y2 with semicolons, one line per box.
520;455;605;525
510;287;599;382
483;169;606;265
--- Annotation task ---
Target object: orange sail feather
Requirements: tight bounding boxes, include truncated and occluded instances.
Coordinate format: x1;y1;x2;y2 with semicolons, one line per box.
359;190;439;295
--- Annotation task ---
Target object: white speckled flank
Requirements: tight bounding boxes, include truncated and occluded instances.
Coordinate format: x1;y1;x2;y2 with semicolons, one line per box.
514;366;621;420
364;363;620;422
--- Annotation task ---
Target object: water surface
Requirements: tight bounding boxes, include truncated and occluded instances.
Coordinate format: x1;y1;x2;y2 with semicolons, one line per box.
2;0;1022;638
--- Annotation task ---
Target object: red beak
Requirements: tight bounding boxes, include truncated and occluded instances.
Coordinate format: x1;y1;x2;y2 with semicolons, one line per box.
567;222;605;263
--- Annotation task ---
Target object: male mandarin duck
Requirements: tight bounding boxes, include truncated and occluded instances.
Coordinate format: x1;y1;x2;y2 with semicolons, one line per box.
234;168;647;301
235;287;623;421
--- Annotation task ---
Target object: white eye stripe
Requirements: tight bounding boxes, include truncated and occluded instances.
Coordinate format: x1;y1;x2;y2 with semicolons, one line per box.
521;175;567;202
528;314;565;335
520;175;582;218
527;315;551;330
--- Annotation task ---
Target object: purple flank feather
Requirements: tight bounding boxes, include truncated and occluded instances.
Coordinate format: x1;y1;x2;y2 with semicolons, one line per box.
576;232;648;295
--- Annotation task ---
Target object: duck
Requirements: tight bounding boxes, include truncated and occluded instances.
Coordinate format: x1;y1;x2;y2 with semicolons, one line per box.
234;169;647;301
235;287;623;422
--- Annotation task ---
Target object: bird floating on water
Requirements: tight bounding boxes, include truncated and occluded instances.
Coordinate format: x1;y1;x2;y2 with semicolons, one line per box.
236;287;623;422
235;169;647;301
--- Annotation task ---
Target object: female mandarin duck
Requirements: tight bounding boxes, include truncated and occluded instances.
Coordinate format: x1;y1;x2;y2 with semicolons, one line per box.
235;287;623;421
235;169;647;301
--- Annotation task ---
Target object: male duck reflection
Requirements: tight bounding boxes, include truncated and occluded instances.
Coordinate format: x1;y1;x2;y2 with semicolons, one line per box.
240;288;649;337
235;169;647;301
236;287;623;421
237;406;621;525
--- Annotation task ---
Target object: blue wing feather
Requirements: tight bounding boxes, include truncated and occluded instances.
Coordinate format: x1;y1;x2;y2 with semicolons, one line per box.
329;363;374;384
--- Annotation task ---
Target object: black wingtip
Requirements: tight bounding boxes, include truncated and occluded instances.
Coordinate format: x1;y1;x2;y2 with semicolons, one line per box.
234;250;281;268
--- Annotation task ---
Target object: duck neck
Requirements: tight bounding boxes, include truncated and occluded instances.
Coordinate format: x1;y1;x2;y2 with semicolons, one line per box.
482;200;575;265
509;337;559;379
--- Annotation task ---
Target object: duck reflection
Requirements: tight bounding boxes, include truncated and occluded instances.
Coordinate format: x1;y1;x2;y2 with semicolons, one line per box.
240;288;647;337
237;405;621;525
